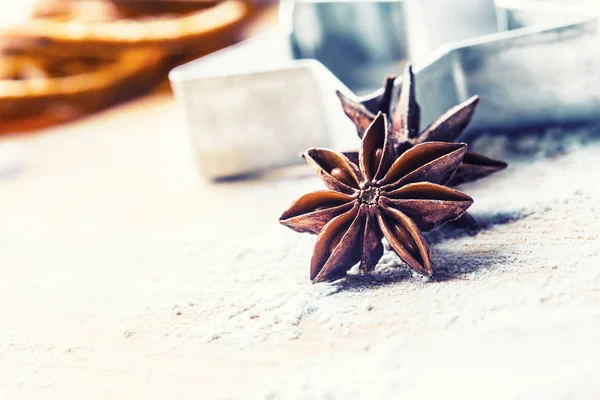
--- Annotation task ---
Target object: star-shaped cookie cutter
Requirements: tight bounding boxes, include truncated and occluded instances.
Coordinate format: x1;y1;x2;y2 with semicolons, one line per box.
170;0;600;179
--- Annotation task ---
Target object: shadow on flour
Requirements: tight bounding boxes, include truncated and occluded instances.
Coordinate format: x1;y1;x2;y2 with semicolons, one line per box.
336;248;509;291
431;248;513;281
213;163;314;183
424;210;528;245
332;210;525;291
336;267;413;291
468;122;600;164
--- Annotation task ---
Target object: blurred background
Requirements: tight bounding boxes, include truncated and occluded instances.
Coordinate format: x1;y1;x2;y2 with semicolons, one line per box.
1;0;598;139
0;0;277;134
1;0;600;178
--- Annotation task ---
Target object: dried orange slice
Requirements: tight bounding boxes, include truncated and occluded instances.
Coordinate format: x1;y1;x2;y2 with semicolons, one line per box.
5;0;252;56
0;48;164;132
0;0;259;132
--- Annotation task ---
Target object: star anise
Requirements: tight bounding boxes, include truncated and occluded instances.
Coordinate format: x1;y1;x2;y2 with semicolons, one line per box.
279;113;474;283
336;64;507;187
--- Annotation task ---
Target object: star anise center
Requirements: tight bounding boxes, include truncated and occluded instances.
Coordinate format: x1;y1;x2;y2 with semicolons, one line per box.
358;186;380;205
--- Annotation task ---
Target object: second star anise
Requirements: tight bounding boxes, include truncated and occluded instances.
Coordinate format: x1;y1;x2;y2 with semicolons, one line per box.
280;113;473;283
336;64;507;187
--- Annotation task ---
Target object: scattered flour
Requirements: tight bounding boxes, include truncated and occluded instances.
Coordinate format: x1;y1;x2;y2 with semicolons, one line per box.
154;123;600;356
5;118;599;399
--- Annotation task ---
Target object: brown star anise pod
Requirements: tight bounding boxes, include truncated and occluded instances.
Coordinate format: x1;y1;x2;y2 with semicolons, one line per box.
336;64;507;187
279;113;474;283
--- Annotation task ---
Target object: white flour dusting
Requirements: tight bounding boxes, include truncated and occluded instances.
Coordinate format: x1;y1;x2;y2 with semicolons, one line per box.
2;103;599;399
155;123;600;358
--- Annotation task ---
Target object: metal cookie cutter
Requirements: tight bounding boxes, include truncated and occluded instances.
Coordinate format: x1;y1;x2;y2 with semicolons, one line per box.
170;34;357;179
170;0;600;180
360;1;600;139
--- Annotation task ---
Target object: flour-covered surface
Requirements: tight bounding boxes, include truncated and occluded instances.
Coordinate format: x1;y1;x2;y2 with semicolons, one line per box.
0;95;599;399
